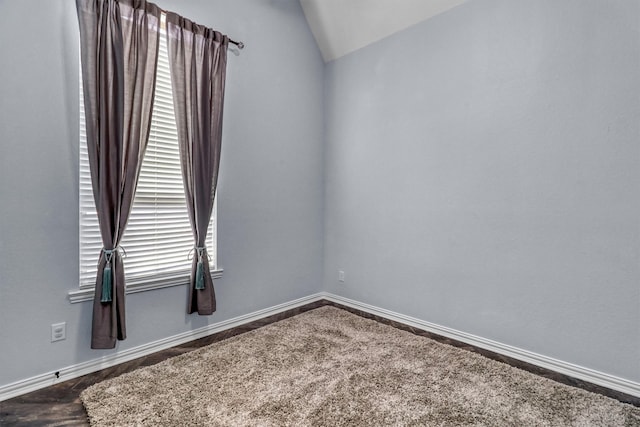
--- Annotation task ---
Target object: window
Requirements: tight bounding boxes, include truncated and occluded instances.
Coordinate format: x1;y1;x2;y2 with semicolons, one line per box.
76;22;218;300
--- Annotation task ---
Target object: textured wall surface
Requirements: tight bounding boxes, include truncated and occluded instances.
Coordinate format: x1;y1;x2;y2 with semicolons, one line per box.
323;0;640;382
0;0;324;386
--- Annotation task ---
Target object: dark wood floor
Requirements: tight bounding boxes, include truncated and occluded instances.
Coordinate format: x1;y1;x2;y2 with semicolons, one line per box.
1;299;638;425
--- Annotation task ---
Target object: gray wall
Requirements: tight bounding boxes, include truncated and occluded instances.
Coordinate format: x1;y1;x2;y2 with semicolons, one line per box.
0;0;324;386
323;0;640;382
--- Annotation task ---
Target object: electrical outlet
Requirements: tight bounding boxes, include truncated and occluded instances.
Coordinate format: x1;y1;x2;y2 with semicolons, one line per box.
51;322;66;342
338;270;345;283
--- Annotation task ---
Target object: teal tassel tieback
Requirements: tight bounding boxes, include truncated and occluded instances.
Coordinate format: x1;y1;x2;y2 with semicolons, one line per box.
101;264;112;302
195;259;205;290
101;249;114;303
194;246;206;290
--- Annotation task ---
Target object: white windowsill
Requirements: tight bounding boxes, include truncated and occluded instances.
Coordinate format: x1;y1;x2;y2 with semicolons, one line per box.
68;269;224;304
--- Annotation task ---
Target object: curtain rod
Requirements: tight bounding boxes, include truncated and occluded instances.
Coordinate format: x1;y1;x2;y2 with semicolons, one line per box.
158;7;245;50
229;39;245;50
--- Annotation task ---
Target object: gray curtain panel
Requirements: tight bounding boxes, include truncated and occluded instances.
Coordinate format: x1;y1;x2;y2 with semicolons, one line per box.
77;0;160;349
165;13;228;315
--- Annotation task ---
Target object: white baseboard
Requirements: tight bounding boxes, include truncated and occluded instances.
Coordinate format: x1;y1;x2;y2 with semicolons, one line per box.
3;292;638;402
0;293;325;402
319;292;640;398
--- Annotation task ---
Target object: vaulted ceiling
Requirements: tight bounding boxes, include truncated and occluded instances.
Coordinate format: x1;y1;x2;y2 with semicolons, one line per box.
300;0;468;62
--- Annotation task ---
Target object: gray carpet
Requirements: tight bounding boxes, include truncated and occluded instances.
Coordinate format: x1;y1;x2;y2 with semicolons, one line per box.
81;306;640;426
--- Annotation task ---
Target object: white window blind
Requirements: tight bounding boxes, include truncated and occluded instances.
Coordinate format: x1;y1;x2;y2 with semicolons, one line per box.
79;23;216;290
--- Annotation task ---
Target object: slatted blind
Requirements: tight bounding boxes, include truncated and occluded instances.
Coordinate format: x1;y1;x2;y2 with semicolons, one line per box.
79;22;216;289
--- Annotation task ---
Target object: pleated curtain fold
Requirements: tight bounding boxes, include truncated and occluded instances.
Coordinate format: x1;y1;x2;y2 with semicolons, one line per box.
165;12;229;315
76;0;161;349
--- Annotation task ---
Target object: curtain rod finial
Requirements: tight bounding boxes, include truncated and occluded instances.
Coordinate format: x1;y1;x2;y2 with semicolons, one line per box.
229;39;244;50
